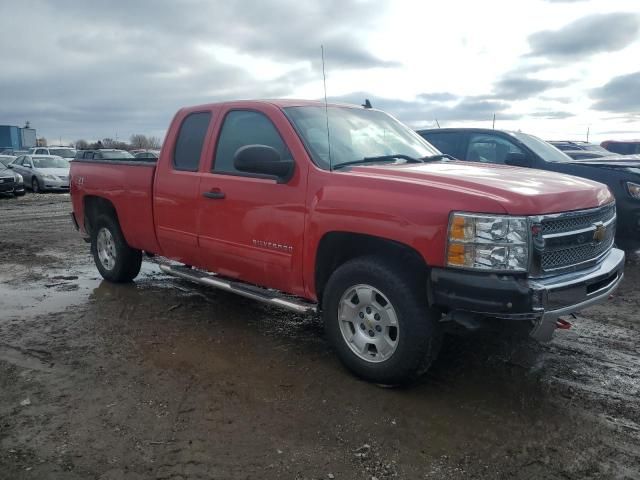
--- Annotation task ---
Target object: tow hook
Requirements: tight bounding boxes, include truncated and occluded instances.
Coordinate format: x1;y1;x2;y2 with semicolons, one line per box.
556;318;572;330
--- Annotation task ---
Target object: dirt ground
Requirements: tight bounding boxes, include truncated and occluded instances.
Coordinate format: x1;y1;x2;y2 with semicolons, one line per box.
0;193;639;480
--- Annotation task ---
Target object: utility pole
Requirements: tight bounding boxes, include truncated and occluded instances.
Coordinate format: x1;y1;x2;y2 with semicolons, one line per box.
586;126;590;142
492;113;496;129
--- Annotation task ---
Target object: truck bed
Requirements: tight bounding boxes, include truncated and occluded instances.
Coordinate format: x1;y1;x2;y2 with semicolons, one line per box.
70;159;161;254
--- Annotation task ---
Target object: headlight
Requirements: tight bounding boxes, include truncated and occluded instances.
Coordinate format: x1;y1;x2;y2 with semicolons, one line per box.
627;181;640;200
447;213;529;271
43;174;59;181
14;173;23;183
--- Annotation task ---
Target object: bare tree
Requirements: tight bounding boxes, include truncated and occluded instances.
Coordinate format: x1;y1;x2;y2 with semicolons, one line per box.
36;137;47;147
130;134;149;149
147;136;161;149
75;139;89;150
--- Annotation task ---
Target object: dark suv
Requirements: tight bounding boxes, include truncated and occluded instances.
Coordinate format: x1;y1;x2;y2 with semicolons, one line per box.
601;140;640;156
417;128;640;245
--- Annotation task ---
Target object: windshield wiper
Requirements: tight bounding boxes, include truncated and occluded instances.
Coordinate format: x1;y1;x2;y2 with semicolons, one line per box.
333;154;423;170
421;153;456;162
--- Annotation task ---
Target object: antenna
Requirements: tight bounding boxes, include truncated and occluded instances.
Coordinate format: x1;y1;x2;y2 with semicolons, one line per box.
321;45;333;171
435;119;441;128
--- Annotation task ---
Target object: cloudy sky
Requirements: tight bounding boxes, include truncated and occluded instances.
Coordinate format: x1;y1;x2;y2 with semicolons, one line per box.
1;0;639;144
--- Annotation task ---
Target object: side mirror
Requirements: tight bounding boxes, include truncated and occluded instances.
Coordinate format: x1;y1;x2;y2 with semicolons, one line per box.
6;164;13;169
505;152;531;168
233;145;294;182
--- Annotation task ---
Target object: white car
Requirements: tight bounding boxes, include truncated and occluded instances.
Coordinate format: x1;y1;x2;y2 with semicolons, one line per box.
28;146;77;160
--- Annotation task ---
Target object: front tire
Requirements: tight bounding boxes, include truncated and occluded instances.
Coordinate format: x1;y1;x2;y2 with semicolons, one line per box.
91;215;142;283
32;178;42;193
322;256;442;385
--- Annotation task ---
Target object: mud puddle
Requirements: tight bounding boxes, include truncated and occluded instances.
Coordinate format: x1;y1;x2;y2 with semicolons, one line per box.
0;261;170;321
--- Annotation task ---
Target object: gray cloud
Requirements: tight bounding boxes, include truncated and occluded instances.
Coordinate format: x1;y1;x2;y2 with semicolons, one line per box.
328;92;518;124
0;0;395;141
529;111;574;119
417;92;459;102
492;76;570;100
528;13;640;59
591;71;640;113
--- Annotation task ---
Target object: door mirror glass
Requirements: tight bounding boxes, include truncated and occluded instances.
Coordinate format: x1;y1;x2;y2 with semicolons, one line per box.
233;144;294;182
505;152;531;168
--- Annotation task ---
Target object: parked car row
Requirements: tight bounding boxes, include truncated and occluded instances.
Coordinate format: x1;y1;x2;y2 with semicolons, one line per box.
73;148;159;160
417;128;640;244
0;153;71;195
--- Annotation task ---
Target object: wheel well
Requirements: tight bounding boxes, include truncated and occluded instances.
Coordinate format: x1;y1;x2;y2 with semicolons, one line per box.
314;232;428;303
83;196;118;236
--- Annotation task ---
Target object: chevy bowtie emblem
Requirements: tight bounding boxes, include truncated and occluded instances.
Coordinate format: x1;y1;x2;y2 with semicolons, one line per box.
593;223;606;243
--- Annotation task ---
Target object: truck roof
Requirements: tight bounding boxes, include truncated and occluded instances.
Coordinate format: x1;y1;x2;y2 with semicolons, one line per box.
178;99;366;113
417;127;519;135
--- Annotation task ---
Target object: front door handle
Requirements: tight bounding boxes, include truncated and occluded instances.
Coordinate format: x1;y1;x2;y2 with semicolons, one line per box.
203;189;225;199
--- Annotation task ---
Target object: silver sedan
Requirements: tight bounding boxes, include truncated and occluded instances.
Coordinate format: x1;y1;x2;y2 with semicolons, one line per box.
9;155;70;193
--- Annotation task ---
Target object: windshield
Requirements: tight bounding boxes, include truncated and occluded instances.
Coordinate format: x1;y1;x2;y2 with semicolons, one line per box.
511;132;572;163
32;157;70;168
284;106;439;169
49;148;76;158
101;150;134;159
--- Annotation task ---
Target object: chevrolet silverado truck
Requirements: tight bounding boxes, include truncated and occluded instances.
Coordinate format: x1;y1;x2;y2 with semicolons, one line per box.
70;100;625;385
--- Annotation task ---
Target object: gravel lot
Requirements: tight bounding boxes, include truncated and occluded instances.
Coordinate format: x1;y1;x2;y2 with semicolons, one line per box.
1;193;639;479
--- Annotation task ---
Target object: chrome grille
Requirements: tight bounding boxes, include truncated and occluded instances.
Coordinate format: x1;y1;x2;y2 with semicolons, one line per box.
541;203;615;235
534;203;616;274
541;224;615;270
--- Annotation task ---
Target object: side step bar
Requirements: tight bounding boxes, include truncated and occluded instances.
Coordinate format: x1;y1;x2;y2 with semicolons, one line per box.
159;264;317;314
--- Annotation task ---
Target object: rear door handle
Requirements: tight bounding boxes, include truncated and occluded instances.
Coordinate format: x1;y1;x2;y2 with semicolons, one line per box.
203;189;225;199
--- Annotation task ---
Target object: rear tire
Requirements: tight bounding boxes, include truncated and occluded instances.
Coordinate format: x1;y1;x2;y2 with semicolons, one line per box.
91;214;142;283
322;256;442;385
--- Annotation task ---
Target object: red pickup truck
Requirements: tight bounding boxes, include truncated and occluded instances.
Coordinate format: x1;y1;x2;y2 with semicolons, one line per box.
70;100;624;384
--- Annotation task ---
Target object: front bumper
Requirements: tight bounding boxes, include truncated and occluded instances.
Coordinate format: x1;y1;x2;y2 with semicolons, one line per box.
0;179;24;195
41;177;70;190
430;248;625;342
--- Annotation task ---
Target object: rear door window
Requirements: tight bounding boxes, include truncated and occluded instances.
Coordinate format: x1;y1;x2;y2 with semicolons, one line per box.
466;134;523;164
173;112;212;171
213;110;291;174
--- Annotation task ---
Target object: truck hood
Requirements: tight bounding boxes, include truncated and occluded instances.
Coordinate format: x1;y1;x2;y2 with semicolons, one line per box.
348;161;612;215
566;157;640;169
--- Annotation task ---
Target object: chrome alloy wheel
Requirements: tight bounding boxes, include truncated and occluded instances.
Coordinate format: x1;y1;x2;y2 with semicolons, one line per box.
338;284;399;363
96;227;116;271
